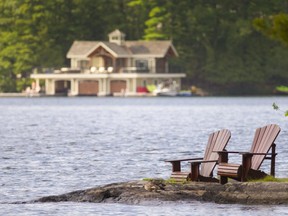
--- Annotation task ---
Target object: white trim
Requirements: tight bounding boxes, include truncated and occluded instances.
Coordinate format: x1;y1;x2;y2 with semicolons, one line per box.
31;73;186;80
168;44;179;57
67;54;90;59
67;53;168;60
86;42;119;57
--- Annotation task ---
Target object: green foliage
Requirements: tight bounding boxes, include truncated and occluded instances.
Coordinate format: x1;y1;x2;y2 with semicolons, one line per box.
143;177;188;184
142;178;154;181
16;78;32;92
0;0;50;92
0;76;15;92
249;175;288;182
272;102;279;111
143;1;170;40
165;178;188;184
254;13;288;47
272;102;288;117
1;0;288;93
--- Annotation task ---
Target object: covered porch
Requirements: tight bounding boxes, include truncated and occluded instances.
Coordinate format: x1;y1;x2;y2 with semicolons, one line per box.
30;73;186;96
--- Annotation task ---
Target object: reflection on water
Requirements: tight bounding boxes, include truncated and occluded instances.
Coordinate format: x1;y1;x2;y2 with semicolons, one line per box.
0;96;288;215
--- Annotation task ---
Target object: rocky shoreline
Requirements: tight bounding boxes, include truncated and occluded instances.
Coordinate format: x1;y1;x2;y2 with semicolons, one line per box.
17;179;288;205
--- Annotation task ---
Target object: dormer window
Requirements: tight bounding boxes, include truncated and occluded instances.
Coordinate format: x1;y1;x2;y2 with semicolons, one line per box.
108;29;125;45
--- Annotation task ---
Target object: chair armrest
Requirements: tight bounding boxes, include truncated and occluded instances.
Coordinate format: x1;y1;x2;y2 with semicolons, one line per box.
215;151;273;155
165;157;203;163
214;150;241;154
238;152;252;155
188;159;218;164
239;152;277;156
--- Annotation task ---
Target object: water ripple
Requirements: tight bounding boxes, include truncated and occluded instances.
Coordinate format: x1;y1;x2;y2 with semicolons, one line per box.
0;97;288;215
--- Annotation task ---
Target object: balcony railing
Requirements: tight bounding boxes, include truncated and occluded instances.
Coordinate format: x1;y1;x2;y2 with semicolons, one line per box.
84;66;150;74
33;65;184;74
121;67;149;73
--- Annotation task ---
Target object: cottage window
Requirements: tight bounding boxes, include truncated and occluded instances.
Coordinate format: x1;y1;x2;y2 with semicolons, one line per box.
135;60;148;70
78;60;89;69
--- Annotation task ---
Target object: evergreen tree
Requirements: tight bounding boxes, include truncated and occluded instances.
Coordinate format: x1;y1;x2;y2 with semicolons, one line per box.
0;0;288;94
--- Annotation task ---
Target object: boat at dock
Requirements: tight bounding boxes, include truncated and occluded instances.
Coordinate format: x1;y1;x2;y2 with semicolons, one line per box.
152;80;179;96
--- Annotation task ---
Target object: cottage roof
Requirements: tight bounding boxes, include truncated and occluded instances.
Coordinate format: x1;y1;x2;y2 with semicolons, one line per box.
66;41;99;58
108;29;126;38
93;42;131;57
67;39;178;59
125;41;178;57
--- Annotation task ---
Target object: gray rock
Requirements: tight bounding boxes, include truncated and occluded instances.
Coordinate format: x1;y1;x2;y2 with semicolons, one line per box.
25;180;288;205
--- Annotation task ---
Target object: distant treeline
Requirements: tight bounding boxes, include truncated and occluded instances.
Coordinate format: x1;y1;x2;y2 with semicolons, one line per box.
1;0;288;94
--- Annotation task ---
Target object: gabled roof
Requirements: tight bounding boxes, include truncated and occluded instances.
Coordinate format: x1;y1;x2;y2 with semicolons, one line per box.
66;41;99;58
86;42;131;58
125;41;178;57
67;39;178;59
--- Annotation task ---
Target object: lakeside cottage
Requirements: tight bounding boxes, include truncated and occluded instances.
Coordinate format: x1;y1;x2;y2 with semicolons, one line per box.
31;29;186;96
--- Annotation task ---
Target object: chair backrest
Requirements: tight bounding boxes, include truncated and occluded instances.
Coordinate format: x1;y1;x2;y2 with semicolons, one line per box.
250;124;281;170
200;129;231;177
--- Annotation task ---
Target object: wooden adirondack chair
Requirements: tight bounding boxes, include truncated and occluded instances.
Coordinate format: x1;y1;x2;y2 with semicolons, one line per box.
217;124;281;184
165;129;231;182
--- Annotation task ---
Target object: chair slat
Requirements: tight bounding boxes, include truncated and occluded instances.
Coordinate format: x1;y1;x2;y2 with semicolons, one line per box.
200;129;231;177
218;124;281;184
251;124;280;170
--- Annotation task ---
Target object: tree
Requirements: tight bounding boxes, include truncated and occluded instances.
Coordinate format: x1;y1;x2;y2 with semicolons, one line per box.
254;13;288;47
1;0;288;94
0;0;34;91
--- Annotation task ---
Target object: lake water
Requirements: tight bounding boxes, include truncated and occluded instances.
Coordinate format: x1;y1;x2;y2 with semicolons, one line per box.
1;96;288;215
